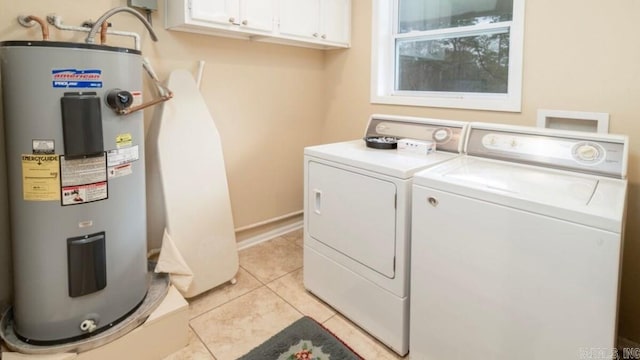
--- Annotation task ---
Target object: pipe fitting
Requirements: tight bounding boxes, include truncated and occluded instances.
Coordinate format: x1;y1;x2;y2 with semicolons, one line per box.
17;15;50;40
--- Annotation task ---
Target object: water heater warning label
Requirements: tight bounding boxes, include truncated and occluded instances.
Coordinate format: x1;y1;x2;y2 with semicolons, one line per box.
62;182;107;206
21;154;60;201
52;69;103;88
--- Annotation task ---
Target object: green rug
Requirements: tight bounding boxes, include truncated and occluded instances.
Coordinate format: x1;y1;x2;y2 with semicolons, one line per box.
238;316;363;360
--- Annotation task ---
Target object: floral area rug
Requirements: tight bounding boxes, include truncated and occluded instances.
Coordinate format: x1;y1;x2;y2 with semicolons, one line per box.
238;316;363;360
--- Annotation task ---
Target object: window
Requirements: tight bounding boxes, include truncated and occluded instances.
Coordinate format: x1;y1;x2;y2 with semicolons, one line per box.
371;0;525;112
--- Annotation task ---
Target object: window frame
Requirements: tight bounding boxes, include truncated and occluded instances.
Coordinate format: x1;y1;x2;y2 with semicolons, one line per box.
371;0;526;112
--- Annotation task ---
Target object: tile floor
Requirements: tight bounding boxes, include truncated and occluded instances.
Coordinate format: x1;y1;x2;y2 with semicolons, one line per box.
162;229;406;360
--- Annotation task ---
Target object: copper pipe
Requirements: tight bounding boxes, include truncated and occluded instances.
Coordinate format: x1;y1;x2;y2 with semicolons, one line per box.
114;74;174;116
119;90;173;115
100;21;109;44
18;15;50;40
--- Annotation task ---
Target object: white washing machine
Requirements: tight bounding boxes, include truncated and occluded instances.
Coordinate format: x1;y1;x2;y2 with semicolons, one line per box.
303;114;467;355
410;122;628;360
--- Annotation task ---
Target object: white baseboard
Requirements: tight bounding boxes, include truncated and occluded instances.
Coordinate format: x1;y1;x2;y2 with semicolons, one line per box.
236;220;303;251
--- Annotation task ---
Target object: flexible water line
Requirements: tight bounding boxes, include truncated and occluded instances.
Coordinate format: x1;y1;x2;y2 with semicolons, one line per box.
86;7;157;45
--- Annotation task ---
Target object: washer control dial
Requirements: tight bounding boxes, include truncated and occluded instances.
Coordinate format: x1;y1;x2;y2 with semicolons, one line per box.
572;142;605;164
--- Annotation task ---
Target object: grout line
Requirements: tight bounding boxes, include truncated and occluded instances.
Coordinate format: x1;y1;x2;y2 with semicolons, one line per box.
322;313;338;325
188;323;218;360
188;284;266;323
263;265;303;286
238;263;267;286
262;285;305;320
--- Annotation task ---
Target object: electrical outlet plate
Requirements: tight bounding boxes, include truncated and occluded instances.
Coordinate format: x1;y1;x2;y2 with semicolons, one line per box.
128;0;157;11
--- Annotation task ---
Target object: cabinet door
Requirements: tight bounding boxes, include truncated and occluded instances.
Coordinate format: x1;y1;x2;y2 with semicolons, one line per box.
321;0;350;44
240;0;274;32
279;0;320;39
191;0;240;25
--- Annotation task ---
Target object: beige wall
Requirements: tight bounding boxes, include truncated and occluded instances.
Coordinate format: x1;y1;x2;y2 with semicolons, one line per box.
323;0;640;343
0;1;326;309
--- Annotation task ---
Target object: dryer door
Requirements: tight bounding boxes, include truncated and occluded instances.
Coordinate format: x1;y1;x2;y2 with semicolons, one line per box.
307;161;397;278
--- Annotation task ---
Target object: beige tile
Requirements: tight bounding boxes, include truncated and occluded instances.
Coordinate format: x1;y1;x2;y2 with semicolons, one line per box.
323;315;407;360
266;269;335;323
190;286;302;360
187;268;261;319
162;329;213;360
281;228;303;247
239;237;302;283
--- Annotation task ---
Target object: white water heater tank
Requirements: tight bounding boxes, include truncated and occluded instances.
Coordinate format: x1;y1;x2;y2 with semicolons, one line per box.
0;41;148;344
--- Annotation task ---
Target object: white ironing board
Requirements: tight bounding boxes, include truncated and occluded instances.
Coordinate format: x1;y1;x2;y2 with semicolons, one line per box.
154;69;238;298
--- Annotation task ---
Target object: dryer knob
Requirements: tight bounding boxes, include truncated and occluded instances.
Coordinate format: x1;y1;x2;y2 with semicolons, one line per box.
433;128;450;142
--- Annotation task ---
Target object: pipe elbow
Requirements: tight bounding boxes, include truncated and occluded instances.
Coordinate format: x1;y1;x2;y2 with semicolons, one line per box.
18;15;50;41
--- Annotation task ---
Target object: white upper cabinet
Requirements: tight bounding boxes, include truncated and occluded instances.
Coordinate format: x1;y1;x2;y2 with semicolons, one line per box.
240;0;275;32
188;0;273;33
278;0;350;46
321;0;350;45
278;0;321;38
165;0;351;49
190;0;239;26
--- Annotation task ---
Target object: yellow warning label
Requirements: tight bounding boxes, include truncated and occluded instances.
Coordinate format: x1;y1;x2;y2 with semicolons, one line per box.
116;133;133;148
21;154;60;201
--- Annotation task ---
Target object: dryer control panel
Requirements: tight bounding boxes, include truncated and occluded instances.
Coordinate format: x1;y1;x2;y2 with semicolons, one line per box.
365;115;467;153
466;123;628;179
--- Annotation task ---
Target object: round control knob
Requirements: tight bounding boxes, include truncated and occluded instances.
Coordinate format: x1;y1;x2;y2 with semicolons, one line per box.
433;128;451;143
106;89;133;112
576;144;600;161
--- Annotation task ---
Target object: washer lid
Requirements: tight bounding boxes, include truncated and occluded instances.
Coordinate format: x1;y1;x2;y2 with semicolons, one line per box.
443;160;598;207
414;156;627;233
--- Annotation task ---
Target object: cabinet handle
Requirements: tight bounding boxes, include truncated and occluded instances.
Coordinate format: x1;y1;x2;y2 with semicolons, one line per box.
312;33;319;37
427;197;439;207
242;20;248;25
228;17;235;23
321;34;327;39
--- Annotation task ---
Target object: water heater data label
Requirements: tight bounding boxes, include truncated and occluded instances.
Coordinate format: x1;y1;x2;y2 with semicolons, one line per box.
107;146;139;167
21;154;60;201
32;139;55;154
60;154;107;187
51;68;103;88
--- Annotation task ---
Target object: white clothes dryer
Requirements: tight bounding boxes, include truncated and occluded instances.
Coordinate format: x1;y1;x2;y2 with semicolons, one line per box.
303;114;467;355
410;122;628;360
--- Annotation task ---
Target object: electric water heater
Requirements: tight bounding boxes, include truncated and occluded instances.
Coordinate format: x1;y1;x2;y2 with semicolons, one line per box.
0;41;148;343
